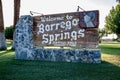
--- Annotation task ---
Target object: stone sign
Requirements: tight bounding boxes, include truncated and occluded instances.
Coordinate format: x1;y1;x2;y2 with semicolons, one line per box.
33;10;99;48
15;15;101;63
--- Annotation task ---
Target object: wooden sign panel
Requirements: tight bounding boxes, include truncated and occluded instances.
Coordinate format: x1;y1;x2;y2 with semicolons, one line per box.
33;10;99;48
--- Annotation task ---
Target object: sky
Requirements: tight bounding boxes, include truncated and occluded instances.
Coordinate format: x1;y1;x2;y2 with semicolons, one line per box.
2;0;118;28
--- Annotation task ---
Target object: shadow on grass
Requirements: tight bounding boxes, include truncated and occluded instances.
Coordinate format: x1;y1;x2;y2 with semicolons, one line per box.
7;43;12;48
0;42;120;80
101;42;120;44
99;43;120;56
0;56;120;80
0;50;14;57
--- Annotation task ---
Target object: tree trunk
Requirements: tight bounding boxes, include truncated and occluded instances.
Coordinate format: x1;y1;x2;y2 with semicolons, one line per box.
12;0;21;50
0;0;6;50
0;0;4;32
116;34;120;42
13;0;21;29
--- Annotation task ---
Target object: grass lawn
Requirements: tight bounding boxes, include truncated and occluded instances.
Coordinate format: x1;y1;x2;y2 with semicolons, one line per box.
0;41;120;80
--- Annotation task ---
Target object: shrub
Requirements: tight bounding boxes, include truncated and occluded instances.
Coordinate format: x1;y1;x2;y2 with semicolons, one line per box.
5;26;14;40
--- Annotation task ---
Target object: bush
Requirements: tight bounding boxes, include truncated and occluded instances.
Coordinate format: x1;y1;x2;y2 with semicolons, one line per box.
5;26;14;40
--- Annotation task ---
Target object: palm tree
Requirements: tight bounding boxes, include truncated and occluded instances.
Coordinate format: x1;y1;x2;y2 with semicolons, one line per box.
12;0;21;50
0;0;6;50
0;0;4;32
13;0;21;29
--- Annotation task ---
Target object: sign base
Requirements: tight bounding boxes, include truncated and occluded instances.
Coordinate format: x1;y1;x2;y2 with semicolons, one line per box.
16;48;101;63
34;49;101;63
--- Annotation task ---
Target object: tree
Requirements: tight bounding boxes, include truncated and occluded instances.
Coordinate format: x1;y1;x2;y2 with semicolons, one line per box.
116;0;120;3
104;4;120;39
0;0;4;32
14;0;21;29
99;28;107;43
12;0;21;50
5;26;14;40
0;0;6;50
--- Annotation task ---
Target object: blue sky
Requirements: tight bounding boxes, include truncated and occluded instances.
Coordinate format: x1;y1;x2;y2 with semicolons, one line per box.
2;0;117;28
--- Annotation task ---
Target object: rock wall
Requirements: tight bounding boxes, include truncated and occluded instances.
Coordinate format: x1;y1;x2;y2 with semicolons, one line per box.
15;15;35;60
0;32;6;50
35;48;101;63
15;15;101;63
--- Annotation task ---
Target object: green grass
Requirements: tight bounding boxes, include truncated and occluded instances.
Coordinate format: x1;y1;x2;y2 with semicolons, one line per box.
0;42;120;80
